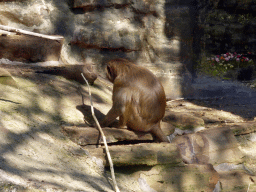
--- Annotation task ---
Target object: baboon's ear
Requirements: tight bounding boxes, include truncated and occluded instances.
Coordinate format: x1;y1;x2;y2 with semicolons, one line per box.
106;64;116;82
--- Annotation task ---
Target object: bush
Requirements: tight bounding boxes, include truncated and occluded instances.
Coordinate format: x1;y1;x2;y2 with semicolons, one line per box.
198;52;255;79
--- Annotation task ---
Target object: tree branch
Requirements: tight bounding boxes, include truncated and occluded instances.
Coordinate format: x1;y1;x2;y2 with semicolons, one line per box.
81;73;120;192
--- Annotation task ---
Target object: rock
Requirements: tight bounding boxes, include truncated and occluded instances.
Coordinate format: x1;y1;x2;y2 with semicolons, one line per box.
138;177;157;192
131;164;219;192
223;121;256;136
0;0;196;99
0;67;17;87
74;104;175;143
74;0;161;14
71;8;141;51
73;0;130;9
0;2;50;32
86;143;182;166
218;170;256;192
161;121;175;136
163;111;205;130
172;127;244;165
76;104;110;127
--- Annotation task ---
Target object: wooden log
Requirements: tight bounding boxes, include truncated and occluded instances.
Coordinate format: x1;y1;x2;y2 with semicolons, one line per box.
87;143;183;166
61;121;175;145
0;25;64;62
61;126;154;145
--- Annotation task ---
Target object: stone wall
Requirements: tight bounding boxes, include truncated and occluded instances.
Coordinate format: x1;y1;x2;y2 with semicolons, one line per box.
0;0;198;99
1;1;255;97
198;0;256;56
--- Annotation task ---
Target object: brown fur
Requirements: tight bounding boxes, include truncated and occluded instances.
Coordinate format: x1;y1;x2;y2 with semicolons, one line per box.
101;58;168;142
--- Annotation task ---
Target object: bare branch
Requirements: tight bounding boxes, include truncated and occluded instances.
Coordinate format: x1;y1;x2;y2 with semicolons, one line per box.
81;73;120;192
0;24;63;41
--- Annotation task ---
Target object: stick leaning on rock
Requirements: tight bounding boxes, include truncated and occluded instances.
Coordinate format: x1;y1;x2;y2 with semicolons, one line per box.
81;73;120;192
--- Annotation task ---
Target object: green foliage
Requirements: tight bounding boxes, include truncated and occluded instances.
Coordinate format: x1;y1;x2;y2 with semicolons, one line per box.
198;52;255;79
205;10;254;24
238;13;254;25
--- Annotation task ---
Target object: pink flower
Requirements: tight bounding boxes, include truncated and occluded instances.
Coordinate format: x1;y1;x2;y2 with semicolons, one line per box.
224;54;227;57
215;58;220;62
234;52;237;55
225;57;229;61
216;55;220;58
236;58;240;62
226;52;229;56
245;58;249;61
237;54;241;58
